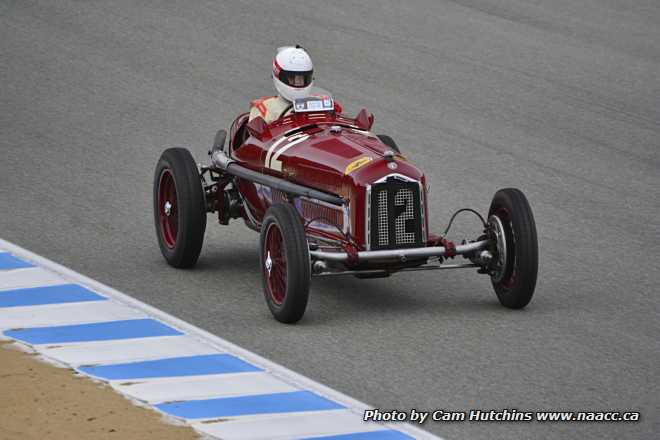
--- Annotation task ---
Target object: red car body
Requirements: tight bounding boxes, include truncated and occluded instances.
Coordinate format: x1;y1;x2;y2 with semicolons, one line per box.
154;96;538;323
225;109;429;256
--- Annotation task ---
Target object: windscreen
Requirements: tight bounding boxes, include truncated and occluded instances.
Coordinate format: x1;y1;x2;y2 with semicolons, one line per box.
293;87;334;113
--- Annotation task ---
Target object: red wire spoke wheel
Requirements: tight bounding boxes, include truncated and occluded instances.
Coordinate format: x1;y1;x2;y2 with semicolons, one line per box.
260;203;310;323
263;223;287;305
158;169;178;249
488;188;538;309
153;148;207;268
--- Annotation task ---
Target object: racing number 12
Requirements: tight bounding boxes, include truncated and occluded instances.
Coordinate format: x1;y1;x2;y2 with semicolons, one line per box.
394;189;416;245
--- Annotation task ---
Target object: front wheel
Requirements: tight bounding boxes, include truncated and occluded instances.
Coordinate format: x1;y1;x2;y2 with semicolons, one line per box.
488;188;538;309
153;148;207;268
260;203;311;323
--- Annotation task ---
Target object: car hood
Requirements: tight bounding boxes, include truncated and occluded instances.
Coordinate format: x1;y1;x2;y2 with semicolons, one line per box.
268;126;424;196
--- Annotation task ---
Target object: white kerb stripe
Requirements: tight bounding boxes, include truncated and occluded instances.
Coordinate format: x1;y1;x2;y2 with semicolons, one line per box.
0;237;439;440
114;371;296;404
0;301;145;330
0;267;67;291
193;409;386;440
38;335;220;366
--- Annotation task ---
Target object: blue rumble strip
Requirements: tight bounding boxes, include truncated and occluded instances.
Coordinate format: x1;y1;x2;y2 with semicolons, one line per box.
4;318;182;344
156;390;345;419
0;238;435;439
79;354;261;379
0;284;106;308
303;430;415;440
0;252;33;270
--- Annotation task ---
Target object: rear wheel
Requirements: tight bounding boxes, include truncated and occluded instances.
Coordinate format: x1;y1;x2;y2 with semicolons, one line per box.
153;148;207;268
260;204;311;323
488;188;538;308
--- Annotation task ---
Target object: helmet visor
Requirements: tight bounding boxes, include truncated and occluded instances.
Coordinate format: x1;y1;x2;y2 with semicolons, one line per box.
277;69;313;88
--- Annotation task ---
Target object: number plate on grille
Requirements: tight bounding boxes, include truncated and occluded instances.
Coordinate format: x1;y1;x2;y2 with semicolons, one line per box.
369;179;423;250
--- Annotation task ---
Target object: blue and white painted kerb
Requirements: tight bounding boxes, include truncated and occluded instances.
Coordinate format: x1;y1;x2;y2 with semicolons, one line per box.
0;239;440;440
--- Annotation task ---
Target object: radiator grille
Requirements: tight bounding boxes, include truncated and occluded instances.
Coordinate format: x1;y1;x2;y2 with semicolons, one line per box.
377;191;389;246
272;190;343;231
370;179;423;250
300;198;343;230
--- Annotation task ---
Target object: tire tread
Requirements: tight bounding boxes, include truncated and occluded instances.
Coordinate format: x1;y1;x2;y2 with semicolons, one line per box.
489;188;538;309
260;203;310;323
153;147;206;268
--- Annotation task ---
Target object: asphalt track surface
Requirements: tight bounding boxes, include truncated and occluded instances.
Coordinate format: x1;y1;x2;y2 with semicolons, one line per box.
1;1;659;439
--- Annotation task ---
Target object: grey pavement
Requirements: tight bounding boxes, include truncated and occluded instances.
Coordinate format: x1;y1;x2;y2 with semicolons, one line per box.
1;1;659;439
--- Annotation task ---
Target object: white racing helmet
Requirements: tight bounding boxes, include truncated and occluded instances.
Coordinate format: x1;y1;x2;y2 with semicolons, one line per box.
272;46;314;102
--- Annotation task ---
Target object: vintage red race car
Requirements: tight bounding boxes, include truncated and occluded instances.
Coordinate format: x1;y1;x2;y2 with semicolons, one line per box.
153;92;538;323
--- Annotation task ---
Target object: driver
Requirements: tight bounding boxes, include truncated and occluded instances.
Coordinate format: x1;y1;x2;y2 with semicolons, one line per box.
249;45;314;124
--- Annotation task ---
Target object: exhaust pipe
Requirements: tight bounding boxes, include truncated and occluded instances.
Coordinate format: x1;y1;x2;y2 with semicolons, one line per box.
211;149;345;206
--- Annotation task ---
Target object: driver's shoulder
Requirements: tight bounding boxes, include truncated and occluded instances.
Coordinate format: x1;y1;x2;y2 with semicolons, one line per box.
251;95;287;107
251;95;274;106
251;96;288;118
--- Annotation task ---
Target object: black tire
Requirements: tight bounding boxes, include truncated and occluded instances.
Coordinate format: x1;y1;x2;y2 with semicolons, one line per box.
376;134;401;153
488;188;538;309
260;203;311;323
153;148;207;268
